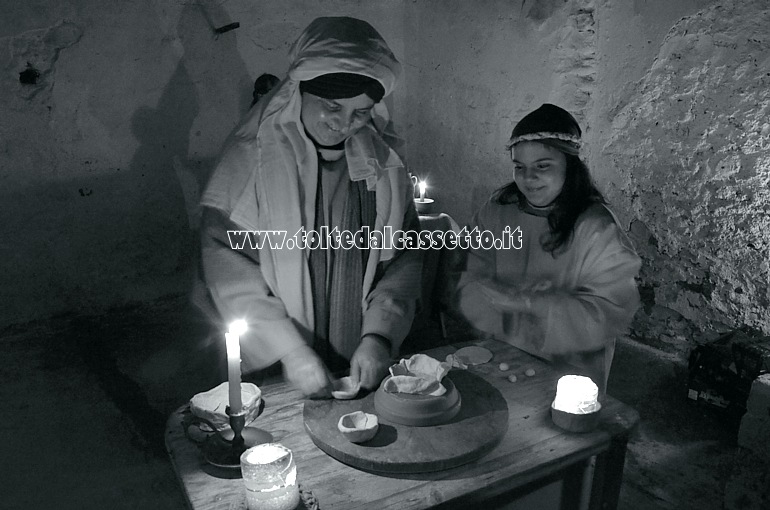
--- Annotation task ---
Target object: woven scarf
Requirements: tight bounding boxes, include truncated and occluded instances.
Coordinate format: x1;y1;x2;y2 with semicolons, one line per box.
310;172;376;372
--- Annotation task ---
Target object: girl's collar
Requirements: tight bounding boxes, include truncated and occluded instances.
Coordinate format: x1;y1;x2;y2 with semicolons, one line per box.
522;200;553;217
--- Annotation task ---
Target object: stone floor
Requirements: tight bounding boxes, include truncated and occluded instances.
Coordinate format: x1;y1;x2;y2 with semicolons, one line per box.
1;295;768;510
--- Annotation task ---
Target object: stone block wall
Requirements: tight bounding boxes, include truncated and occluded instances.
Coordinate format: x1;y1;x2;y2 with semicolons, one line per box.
738;374;770;460
596;0;770;354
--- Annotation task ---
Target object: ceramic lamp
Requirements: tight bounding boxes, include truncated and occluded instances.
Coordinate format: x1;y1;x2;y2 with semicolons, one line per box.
414;197;435;214
413;179;435;214
550;375;602;433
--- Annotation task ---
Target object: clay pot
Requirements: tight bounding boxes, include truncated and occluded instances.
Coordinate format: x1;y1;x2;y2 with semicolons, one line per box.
338;411;379;443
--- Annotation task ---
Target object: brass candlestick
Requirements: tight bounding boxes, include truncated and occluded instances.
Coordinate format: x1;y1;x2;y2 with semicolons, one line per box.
199;403;274;469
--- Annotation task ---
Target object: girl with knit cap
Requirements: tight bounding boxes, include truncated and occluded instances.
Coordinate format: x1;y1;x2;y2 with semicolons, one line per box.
199;17;421;398
454;104;641;395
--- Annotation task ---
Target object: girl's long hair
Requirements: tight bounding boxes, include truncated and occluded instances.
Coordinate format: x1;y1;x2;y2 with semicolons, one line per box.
493;153;606;254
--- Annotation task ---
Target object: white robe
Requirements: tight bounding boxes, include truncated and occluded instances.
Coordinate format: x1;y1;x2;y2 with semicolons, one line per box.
455;200;641;394
198;17;420;369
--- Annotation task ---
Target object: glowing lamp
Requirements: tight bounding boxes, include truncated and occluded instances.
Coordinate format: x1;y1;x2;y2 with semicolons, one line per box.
550;375;602;433
412;179;435;214
240;444;300;510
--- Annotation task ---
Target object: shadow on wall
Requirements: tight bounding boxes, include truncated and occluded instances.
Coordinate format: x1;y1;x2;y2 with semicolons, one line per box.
125;1;252;297
0;2;254;324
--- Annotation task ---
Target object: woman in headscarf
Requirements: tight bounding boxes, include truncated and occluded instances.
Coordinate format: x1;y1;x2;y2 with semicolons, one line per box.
199;17;421;398
454;104;641;395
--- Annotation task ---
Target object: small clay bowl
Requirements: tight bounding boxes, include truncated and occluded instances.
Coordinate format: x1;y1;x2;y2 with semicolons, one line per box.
374;375;461;427
338;411;379;443
550;401;602;433
332;376;361;400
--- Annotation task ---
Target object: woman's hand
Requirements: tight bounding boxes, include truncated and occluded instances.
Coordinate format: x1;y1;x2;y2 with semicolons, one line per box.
349;335;391;390
281;345;333;398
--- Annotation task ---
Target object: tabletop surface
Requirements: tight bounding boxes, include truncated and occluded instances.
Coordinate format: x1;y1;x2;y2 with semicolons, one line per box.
166;339;640;510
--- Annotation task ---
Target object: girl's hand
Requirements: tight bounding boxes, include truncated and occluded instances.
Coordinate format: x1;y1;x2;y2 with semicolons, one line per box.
526;280;553;293
478;279;540;312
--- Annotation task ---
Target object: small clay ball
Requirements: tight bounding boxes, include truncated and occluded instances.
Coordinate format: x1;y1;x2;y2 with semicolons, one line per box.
525;368;536;377
508;374;518;383
498;362;510;371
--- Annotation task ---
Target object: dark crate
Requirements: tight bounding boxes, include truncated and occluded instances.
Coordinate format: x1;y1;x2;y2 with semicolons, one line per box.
687;330;770;414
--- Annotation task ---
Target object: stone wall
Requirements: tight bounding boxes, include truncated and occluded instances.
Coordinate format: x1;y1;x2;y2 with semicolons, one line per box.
598;0;770;353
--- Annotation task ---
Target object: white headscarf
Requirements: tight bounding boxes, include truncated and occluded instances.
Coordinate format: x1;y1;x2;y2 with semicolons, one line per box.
201;16;411;333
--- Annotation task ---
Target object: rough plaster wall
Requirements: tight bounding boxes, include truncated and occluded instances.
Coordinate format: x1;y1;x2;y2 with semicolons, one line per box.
587;0;714;193
3;0;768;354
402;0;600;224
0;0;405;328
0;0;237;325
600;0;770;353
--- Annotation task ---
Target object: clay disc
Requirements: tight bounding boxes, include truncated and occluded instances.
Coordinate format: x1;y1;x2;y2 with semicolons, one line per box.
454;346;493;365
303;369;509;474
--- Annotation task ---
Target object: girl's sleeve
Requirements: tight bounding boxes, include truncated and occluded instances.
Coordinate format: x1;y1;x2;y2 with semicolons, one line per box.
525;219;641;356
453;204;506;338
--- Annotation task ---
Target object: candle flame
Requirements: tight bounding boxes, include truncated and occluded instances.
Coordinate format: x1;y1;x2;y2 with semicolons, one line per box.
418;181;427;194
229;319;247;336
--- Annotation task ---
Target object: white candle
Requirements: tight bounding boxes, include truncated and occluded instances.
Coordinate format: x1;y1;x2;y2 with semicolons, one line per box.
418;181;427;201
552;375;599;414
226;320;248;414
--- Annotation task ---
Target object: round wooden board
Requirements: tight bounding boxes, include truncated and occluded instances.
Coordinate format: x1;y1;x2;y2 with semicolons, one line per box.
303;369;509;474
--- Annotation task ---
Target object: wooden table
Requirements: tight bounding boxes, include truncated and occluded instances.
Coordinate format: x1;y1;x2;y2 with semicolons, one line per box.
165;339;639;510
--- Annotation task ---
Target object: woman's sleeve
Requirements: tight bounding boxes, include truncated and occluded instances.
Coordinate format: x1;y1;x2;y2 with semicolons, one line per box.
453;205;505;338
200;207;307;370
524;220;641;356
361;189;422;354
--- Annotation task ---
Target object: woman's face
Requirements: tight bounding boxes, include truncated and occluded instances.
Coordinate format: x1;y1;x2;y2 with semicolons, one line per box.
512;141;567;207
300;92;375;146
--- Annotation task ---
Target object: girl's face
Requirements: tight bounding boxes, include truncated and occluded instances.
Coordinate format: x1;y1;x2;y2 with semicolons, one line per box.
512;141;567;207
300;92;375;147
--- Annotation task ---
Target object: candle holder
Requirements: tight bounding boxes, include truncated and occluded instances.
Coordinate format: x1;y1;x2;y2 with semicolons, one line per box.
551;402;602;433
201;403;275;469
414;198;435;215
550;375;602;433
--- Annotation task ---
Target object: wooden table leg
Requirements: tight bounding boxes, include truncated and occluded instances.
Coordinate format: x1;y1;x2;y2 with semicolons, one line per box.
588;434;631;510
561;460;591;510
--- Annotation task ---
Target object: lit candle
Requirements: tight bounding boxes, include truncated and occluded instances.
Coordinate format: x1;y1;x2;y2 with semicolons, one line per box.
552;375;599;414
418;180;427;201
226;320;248;414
